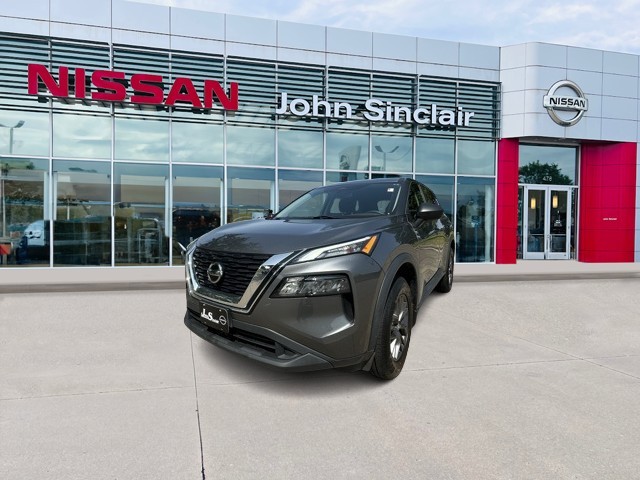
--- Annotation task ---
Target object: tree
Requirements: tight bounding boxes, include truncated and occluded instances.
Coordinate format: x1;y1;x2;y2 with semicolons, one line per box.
519;161;572;185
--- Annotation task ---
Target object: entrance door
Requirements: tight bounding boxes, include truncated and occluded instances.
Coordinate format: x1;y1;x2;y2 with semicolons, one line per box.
523;186;572;260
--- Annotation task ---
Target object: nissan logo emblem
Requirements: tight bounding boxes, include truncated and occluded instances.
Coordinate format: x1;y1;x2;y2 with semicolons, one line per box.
207;262;224;285
543;80;588;127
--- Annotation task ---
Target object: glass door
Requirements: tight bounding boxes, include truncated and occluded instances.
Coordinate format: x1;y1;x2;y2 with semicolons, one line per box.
523;186;572;260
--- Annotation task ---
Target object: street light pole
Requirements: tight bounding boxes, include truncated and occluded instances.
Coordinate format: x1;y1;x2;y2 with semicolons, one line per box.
374;145;399;172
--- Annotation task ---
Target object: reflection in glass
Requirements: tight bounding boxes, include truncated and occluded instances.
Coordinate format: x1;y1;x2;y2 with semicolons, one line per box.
53;160;111;266
278;129;323;169
172;122;223;164
278;170;323;210
526;189;546;254
416;175;454;219
415;137;454;174
519;144;577;185
457;140;495;175
371;135;412;172
114;163;169;265
53;113;112;159
172;165;222;265
0;111;50;157
226;126;275;166
227;167;274;223
326;132;369;170
115;117;169;162
456;177;494;262
0;158;49;267
325;172;369;184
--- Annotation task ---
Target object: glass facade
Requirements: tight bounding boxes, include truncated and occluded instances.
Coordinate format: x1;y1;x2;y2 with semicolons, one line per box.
0;33;500;268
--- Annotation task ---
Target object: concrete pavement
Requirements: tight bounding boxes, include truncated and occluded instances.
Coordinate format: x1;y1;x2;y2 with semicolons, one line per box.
1;275;639;479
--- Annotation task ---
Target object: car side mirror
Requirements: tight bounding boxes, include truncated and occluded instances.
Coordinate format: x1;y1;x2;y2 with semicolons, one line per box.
417;203;444;220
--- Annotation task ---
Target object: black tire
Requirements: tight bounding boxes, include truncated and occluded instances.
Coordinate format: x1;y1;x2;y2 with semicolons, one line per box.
370;277;413;380
435;246;454;293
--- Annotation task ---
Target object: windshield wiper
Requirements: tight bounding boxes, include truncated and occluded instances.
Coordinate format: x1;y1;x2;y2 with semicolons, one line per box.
311;215;338;219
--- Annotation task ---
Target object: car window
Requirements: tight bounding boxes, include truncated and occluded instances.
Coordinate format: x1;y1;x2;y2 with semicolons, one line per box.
406;182;425;221
419;183;438;205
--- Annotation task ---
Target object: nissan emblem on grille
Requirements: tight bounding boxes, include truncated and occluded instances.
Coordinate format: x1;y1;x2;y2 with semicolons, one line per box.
207;262;224;284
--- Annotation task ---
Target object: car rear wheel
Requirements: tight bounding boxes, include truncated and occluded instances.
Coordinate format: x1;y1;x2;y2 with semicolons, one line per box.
370;277;413;380
436;246;454;293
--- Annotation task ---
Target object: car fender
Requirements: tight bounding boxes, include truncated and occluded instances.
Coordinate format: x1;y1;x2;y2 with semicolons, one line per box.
366;252;418;357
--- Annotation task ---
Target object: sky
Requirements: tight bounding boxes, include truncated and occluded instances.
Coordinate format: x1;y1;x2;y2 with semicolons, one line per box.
136;0;640;55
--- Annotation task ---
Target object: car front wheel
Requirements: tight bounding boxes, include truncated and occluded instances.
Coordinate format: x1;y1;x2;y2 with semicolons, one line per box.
370;277;413;380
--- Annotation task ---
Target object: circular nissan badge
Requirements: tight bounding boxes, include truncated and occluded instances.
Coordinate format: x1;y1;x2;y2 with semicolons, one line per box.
543;80;588;126
206;262;224;284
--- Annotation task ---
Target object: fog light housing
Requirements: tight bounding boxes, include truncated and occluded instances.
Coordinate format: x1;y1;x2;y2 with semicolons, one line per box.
273;275;351;297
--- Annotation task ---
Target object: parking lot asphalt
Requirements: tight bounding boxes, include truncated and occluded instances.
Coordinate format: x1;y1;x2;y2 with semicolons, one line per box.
1;276;640;480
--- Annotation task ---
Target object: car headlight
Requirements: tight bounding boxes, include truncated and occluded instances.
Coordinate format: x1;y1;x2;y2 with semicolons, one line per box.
273;275;351;298
293;235;378;263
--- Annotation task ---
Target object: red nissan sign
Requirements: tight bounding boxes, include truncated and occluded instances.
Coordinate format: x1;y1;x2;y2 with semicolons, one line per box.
27;63;239;110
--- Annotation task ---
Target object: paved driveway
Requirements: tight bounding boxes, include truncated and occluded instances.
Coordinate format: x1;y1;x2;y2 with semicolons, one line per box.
1;278;639;479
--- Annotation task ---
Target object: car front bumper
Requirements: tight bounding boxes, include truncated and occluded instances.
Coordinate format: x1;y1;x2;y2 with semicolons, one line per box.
184;253;383;371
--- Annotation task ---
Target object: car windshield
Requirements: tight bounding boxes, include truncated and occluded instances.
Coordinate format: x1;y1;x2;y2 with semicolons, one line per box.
275;181;401;219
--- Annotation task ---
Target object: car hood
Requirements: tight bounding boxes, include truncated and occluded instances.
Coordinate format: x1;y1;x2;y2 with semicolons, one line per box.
195;217;396;255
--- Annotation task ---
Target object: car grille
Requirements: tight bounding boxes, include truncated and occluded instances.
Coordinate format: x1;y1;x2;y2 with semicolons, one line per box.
192;248;272;297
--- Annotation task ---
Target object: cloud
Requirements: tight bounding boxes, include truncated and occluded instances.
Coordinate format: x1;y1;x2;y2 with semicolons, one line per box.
133;0;640;54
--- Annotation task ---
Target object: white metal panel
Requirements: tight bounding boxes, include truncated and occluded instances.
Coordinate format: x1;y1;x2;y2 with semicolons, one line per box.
111;29;170;49
278;21;325;51
566;69;603;95
526;43;567;68
51;0;110;27
459;43;499;70
602;73;639;98
603;51;639;76
458;67;499;82
602;96;638;121
581;94;602;118
0;16;49;36
170;8;224;40
326;27;372;57
417;38;458;65
563;115;602;141
112;0;169;34
277;47;325;66
500;44;527;69
523;112;565;138
50;22;111;43
502;91;525;116
601;118;637;142
525;65;567;91
226;14;276;46
567;47;603;72
416;63;458;78
226;42;276;61
501;114;525;138
170;36;224;55
0;0;48;20
500;67;526;93
523;88;545;114
373;33;416;62
326;53;372;70
372;58;416;75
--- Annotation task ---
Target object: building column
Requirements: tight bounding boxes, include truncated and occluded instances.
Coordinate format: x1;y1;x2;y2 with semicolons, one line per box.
496;138;519;264
579;142;637;262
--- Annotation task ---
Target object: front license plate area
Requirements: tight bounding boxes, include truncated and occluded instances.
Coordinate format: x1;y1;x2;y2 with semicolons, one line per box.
198;302;230;334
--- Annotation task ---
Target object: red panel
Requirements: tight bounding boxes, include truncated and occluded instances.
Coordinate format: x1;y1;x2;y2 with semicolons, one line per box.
578;142;637;263
496;139;519;264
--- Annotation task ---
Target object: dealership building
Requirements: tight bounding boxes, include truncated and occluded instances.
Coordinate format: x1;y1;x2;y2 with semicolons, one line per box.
0;0;639;277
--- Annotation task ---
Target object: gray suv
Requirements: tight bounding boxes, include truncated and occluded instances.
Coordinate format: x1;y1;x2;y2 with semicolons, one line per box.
184;178;454;379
